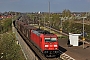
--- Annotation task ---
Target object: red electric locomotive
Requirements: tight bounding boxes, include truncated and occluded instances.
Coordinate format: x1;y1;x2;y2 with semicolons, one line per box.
31;29;59;57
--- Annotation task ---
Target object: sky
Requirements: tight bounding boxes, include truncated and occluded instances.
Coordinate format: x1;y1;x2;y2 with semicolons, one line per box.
0;0;90;12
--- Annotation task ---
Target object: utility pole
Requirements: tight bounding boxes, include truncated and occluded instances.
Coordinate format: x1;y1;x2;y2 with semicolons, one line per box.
82;17;87;49
59;17;63;33
49;1;51;32
33;16;34;25
38;11;40;29
49;17;52;32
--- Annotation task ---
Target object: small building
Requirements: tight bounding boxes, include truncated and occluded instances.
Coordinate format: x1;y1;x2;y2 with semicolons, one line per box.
69;33;81;46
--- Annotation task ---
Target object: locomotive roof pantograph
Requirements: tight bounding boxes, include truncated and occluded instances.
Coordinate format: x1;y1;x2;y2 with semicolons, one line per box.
32;29;54;36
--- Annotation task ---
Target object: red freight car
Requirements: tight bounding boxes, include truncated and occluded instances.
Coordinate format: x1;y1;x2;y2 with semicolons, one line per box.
24;25;37;39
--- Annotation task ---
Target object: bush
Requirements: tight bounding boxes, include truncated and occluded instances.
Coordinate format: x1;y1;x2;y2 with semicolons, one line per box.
0;18;12;34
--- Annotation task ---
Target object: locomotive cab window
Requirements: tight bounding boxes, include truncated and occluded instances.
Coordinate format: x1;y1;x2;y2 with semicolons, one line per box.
45;38;57;42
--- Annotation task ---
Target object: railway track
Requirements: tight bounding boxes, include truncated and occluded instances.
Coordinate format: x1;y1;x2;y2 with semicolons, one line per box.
45;26;68;36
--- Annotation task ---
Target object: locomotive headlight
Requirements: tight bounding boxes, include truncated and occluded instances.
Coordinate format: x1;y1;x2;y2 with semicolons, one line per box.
54;45;58;47
45;45;49;47
55;48;57;49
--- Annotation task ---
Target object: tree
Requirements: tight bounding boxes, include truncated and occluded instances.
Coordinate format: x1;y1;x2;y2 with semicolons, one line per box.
62;9;71;18
0;33;25;60
63;20;74;33
51;14;60;29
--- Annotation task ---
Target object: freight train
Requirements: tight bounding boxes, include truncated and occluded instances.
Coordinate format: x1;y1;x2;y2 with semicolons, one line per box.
15;17;59;57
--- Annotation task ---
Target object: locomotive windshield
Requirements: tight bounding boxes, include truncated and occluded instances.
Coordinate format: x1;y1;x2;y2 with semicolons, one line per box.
45;38;57;42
